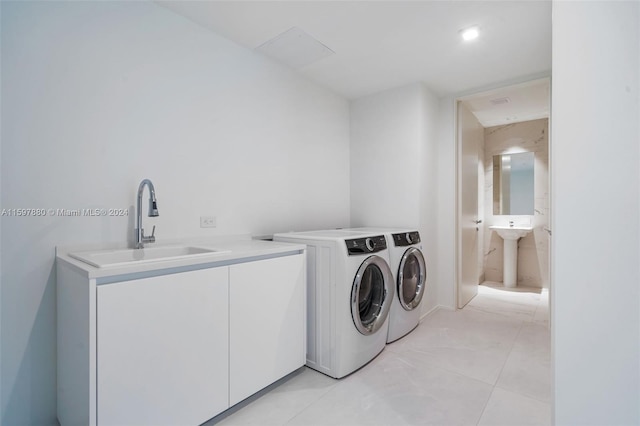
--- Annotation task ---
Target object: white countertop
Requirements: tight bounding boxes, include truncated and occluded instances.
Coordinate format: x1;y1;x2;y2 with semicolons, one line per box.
56;236;306;280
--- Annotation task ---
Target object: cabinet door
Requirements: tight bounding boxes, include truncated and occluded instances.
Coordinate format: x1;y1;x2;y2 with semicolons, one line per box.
229;254;305;405
97;267;229;426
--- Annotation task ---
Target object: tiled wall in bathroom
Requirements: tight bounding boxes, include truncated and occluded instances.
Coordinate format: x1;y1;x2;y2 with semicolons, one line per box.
483;118;549;288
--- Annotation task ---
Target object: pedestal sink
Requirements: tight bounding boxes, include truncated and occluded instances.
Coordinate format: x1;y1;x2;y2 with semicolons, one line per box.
489;225;533;287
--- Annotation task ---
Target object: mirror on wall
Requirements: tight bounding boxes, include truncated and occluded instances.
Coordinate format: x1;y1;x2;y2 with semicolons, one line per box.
493;152;535;215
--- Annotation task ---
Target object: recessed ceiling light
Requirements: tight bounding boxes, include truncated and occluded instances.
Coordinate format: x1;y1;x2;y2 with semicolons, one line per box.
461;26;479;41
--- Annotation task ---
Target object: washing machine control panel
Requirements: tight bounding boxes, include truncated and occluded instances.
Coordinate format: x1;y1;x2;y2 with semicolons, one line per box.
345;235;387;255
392;231;421;246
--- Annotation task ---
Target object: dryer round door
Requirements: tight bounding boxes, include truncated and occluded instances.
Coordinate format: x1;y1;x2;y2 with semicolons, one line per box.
397;247;427;311
351;255;394;335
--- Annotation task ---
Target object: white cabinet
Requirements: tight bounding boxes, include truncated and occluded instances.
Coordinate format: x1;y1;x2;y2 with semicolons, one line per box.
57;246;305;426
97;268;229;426
229;254;305;405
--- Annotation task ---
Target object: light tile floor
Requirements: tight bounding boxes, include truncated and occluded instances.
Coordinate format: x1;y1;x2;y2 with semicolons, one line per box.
208;282;551;425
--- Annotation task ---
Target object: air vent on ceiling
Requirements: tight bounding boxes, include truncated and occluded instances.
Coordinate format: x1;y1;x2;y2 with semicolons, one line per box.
255;27;335;69
490;97;511;106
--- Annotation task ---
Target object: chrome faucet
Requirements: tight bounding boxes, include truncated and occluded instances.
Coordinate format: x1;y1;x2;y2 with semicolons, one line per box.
135;179;159;249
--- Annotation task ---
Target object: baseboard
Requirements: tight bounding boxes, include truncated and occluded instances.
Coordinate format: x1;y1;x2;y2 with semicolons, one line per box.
419;304;453;321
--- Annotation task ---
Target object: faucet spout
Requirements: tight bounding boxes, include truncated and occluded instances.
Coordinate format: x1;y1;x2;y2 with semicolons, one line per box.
135;179;159;249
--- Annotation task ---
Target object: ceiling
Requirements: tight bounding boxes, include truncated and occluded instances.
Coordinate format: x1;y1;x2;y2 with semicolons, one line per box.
158;1;551;123
461;78;550;127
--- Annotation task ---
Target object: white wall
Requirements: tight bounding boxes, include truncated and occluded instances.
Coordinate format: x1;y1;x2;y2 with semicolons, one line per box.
435;97;458;309
350;84;423;228
552;1;639;424
419;86;441;317
0;2;350;424
0;2;3;416
350;83;440;315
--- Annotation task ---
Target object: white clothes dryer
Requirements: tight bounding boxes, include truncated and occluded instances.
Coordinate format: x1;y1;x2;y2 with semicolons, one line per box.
346;228;427;343
273;229;394;378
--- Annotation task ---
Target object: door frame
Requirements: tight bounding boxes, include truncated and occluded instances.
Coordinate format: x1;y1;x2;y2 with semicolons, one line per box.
454;76;552;310
454;99;481;309
454;97;462;310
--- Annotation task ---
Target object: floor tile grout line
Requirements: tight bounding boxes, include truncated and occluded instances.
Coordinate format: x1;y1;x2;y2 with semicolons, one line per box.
215;368;340;425
384;315;527;387
464;304;537;323
390;346;509;388
475;386;499;426
399;346;509;385
475;318;526;425
531;288;550;326
494;319;526;385
281;372;347;426
531;294;543;323
493;383;552;406
220;285;550;426
285;350;509;426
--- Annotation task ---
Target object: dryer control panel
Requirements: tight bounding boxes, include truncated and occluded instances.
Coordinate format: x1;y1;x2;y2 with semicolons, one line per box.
392;231;421;247
345;235;387;255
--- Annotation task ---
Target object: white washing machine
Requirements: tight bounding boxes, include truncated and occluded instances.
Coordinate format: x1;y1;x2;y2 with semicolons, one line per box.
346;228;427;343
273;229;394;378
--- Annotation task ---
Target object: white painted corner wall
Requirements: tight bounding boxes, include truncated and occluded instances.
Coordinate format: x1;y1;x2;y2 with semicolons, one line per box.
552;1;640;424
419;86;442;318
1;2;349;424
435;97;458;310
0;1;3;416
350;83;424;228
349;83;440;317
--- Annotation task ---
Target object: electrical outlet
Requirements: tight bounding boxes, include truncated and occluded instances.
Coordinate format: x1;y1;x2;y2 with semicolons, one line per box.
200;216;216;228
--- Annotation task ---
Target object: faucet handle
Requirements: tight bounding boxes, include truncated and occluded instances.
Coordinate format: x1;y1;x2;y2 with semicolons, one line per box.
147;225;156;243
141;226;156;244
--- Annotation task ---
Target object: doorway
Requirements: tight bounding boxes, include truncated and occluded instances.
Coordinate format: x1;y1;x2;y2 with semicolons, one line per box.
455;78;551;310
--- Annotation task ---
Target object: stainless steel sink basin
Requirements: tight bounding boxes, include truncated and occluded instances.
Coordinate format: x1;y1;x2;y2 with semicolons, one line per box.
69;246;228;268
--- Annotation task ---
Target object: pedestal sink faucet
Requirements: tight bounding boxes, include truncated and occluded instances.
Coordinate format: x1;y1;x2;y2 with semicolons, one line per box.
135;179;159;249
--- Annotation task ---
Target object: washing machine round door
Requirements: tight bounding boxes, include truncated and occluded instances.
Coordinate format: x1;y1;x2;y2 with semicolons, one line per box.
397;247;426;311
351;255;394;335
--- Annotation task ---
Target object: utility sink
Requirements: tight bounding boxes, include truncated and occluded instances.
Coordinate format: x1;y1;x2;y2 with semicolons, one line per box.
489;225;533;240
69;246;229;268
489;225;533;288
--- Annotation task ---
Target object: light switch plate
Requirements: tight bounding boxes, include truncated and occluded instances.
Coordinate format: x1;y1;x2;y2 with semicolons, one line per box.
200;216;216;228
